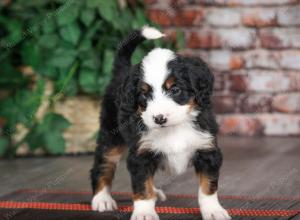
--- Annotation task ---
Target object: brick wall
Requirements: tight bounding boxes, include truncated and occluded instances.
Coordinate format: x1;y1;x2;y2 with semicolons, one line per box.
145;0;300;136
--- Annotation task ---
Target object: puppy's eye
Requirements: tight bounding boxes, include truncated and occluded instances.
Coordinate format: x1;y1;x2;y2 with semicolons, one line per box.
170;86;181;96
141;83;150;95
141;87;148;94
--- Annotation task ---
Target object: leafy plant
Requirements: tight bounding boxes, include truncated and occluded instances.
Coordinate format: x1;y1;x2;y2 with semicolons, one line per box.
0;0;182;157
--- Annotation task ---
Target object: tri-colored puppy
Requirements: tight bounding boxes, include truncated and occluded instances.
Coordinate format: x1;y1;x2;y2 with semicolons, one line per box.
90;26;231;220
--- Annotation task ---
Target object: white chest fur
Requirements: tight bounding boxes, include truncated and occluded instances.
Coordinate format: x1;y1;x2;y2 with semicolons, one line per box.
140;122;213;174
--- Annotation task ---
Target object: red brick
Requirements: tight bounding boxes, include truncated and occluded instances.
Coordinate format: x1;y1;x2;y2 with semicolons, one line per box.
240;0;298;5
170;0;188;8
209;51;244;71
188;29;255;49
230;56;244;70
243;50;279;69
239;94;272;113
197;0;299;6
229;74;248;92
242;8;277;27
173;8;204;26
260;28;300;49
255;71;300;92
278;5;300;26
218;29;256;49
258;114;300;136
247;70;293;92
188;31;221;49
164;29;177;43
207;8;241;27
272;93;300;113
213;95;236;113
218;115;263;136
279;51;300;70
213;73;225;91
163;29;187;49
289;72;300;90
147;9;172;26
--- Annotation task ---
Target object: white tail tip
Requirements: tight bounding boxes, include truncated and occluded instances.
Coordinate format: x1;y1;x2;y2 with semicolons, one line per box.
142;26;165;39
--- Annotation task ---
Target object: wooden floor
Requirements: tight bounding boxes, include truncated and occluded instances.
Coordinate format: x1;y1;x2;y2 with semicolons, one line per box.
1;136;299;198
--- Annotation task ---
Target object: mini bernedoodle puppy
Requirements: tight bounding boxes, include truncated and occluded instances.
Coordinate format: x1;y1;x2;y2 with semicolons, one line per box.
90;26;231;220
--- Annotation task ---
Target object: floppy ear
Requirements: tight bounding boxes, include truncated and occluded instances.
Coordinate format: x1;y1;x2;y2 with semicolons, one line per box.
185;57;214;111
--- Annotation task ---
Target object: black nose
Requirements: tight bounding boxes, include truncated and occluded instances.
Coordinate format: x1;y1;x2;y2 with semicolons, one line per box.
153;114;167;125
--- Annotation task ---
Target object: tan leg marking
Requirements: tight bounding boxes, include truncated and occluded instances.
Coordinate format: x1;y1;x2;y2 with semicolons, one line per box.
199;173;217;195
95;146;126;193
133;176;156;201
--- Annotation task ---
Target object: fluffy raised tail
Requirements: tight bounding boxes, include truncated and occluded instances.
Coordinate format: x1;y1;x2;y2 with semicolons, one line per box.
114;26;165;71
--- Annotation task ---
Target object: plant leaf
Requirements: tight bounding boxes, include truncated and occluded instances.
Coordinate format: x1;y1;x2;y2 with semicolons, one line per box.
25;125;45;151
42;17;56;34
59;23;81;45
38;34;59;49
21;40;40;69
79;68;99;93
48;48;77;68
80;8;95;27
44;130;66;154
56;2;79;26
97;0;117;22
42;113;71;132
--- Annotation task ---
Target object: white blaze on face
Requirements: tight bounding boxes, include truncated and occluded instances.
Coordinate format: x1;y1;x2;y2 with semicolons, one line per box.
141;48;191;129
140;48;214;175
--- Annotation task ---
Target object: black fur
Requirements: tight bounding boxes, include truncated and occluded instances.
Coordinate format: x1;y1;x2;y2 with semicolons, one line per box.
127;149;162;197
193;147;223;194
91;28;222;199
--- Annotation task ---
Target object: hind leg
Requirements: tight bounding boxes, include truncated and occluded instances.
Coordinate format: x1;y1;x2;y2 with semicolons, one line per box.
91;139;126;212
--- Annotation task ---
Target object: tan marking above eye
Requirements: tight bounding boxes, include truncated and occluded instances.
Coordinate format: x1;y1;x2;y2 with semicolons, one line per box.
137;105;145;114
164;77;175;90
141;82;150;94
188;97;197;111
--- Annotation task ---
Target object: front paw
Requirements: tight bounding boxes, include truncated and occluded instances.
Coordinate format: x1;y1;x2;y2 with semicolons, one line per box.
91;188;118;212
201;204;231;220
130;211;159;220
131;199;159;220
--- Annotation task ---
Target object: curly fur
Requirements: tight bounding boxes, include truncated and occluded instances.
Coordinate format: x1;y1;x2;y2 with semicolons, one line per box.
90;26;230;220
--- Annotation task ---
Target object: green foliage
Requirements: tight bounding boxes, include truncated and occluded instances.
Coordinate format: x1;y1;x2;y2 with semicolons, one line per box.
0;138;9;157
0;0;180;157
25;113;71;154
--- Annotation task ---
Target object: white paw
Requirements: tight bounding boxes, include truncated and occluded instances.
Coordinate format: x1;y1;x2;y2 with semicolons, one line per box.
201;204;231;220
130;212;159;220
131;199;159;220
91;187;118;212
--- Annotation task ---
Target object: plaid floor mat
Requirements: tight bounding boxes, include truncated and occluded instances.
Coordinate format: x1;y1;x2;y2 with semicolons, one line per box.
0;189;299;220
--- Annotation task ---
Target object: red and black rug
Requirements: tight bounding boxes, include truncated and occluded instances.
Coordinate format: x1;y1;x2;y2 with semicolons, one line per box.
0;189;299;220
